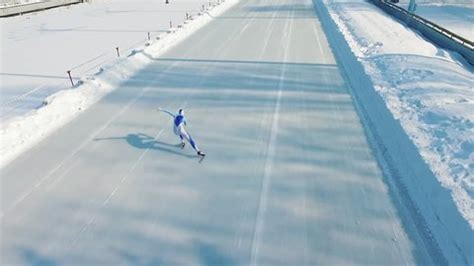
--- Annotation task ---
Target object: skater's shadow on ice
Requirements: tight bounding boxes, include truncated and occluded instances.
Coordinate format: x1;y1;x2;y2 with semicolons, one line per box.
94;133;197;159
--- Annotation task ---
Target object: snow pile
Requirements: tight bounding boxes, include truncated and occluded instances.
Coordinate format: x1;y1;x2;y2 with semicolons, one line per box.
325;0;474;228
398;0;473;40
314;0;473;263
0;0;238;168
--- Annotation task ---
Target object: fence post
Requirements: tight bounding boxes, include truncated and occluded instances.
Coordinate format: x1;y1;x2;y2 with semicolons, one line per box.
170;20;172;28
67;70;74;87
116;47;120;57
148;32;151;41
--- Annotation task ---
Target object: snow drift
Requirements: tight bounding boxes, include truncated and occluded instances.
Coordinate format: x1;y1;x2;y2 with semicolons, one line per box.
313;0;473;264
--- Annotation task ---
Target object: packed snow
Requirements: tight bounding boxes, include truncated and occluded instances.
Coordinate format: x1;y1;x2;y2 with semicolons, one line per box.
0;0;42;7
323;0;474;228
398;0;473;40
0;0;209;120
0;0;238;168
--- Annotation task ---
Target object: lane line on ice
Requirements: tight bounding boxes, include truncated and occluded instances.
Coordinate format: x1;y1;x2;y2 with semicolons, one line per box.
232;0;282;249
69;126;167;248
0;92;144;220
249;1;295;265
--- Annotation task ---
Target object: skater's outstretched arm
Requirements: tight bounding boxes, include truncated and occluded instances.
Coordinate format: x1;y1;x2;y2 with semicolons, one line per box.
158;108;175;118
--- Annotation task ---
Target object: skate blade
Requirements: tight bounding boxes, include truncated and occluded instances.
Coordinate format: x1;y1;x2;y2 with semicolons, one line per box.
198;155;205;163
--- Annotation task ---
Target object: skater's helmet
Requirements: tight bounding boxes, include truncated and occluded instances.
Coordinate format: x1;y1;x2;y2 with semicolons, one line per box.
178;108;184;115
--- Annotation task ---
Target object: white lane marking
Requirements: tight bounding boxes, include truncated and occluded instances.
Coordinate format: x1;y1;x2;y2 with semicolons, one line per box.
70;127;166;248
234;0;282;250
0;93;143;220
102;127;166;207
312;20;325;56
250;1;295;265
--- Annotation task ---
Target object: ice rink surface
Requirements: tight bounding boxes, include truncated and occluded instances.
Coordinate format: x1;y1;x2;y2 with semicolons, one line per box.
1;0;436;264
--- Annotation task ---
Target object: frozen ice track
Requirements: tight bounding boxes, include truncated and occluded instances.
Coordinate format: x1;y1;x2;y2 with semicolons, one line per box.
2;0;437;264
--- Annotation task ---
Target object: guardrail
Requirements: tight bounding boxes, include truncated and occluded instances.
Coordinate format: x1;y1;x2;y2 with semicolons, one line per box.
0;0;82;17
370;0;474;65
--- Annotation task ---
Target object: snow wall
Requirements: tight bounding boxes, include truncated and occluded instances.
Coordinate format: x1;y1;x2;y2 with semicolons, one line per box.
312;0;473;264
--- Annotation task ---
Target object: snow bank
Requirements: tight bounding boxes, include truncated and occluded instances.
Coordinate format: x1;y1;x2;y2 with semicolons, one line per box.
313;0;473;264
412;3;473;40
0;0;238;169
395;0;473;40
327;0;474;226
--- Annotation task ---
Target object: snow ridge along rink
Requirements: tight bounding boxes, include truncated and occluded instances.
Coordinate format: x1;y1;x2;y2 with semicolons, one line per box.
313;0;473;264
0;0;462;265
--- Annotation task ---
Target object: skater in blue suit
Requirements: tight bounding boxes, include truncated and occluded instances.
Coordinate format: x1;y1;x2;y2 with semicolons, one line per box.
159;108;205;157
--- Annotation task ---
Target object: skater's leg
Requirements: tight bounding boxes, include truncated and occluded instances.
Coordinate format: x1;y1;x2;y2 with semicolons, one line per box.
189;137;198;151
179;127;200;152
175;125;185;146
173;125;180;136
179;134;185;148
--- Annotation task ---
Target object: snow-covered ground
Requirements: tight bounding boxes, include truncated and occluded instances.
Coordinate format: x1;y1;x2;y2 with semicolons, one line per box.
415;3;473;40
398;0;473;40
0;0;209;120
322;0;474;238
